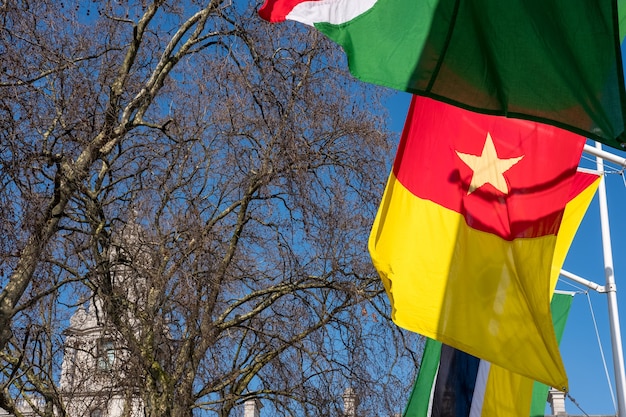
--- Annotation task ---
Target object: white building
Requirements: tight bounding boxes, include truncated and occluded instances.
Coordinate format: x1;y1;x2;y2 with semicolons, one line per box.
58;299;143;417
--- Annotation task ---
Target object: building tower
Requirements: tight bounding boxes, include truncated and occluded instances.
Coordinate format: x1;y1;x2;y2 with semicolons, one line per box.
59;298;143;417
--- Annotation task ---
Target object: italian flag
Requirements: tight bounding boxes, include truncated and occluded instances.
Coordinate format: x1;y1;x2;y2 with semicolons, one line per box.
258;0;626;150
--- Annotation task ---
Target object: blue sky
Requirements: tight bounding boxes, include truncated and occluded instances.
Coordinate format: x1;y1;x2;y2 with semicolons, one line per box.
384;91;626;416
558;150;626;416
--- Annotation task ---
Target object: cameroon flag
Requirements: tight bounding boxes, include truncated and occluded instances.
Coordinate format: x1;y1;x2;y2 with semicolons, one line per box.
369;96;599;390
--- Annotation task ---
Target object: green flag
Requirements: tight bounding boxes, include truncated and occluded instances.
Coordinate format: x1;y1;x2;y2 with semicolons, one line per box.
259;0;626;150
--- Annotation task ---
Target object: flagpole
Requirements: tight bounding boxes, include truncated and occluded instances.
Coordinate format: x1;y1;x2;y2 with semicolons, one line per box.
593;141;626;417
559;269;606;293
584;143;626;166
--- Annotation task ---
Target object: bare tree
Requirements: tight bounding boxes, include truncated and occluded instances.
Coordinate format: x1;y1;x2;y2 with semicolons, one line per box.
0;1;421;417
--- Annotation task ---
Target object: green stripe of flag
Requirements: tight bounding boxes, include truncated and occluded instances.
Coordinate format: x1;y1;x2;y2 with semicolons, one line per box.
530;291;575;417
315;0;626;149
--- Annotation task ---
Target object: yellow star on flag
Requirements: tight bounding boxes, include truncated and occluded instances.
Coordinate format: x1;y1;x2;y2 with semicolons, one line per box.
456;133;524;195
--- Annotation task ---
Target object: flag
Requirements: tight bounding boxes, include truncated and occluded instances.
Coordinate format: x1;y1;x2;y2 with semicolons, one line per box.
404;292;575;417
258;0;626;150
529;292;577;417
368;95;600;389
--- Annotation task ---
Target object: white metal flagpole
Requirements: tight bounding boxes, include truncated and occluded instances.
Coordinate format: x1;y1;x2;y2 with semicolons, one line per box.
592;141;626;417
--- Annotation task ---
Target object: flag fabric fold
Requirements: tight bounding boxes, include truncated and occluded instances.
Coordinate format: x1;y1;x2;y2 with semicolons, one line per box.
259;0;626;150
404;291;576;417
368;95;599;390
529;292;577;417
